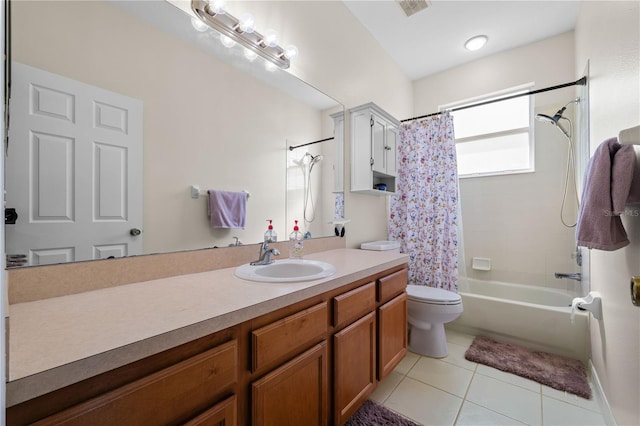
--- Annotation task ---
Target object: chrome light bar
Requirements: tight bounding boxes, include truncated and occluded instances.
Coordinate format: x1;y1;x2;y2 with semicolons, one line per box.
190;0;291;69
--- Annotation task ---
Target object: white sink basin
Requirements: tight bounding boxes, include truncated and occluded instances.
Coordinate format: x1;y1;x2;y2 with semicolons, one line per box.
234;259;336;283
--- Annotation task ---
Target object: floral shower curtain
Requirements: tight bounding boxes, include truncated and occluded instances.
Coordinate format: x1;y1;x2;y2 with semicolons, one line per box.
389;112;460;292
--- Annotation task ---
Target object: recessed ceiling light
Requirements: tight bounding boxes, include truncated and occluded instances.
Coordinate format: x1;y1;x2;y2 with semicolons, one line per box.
464;35;488;51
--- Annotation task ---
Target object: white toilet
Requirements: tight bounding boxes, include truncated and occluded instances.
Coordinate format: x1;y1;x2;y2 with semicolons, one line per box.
406;285;463;358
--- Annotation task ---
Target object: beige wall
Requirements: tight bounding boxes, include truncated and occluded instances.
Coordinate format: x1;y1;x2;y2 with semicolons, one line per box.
248;0;414;248
575;2;640;425
413;33;580;288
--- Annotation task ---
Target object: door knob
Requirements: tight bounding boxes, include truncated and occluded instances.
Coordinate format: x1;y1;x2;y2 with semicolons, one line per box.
130;228;142;236
5;208;18;225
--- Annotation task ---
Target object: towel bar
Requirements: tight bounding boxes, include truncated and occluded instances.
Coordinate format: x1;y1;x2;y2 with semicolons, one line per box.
619;124;640;145
190;185;250;200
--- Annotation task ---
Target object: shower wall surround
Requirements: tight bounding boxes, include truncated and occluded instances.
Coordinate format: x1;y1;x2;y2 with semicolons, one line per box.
413;32;579;289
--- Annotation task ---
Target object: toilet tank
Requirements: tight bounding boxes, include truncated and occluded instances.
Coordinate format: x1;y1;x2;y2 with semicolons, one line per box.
360;240;401;253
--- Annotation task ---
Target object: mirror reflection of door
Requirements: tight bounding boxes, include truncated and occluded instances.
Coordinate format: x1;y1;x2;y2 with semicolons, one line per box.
6;62;143;266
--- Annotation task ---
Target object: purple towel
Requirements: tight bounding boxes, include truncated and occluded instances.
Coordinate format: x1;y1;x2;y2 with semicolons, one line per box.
207;190;246;229
625;147;640;204
576;137;635;250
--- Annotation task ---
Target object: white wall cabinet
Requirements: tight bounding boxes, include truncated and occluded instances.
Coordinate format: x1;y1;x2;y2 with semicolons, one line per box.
350;103;400;195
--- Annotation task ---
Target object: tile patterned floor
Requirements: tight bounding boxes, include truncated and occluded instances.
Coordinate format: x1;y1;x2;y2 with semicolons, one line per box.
370;330;608;426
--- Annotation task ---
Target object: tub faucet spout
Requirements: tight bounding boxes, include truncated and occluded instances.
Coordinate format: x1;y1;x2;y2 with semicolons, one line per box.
555;272;582;281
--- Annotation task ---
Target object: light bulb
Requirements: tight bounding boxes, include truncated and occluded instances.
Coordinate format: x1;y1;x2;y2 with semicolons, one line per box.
191;17;208;32
464;35;488;51
206;0;226;15
239;13;255;34
284;45;298;60
265;61;277;72
220;34;236;48
244;48;258;61
262;29;278;48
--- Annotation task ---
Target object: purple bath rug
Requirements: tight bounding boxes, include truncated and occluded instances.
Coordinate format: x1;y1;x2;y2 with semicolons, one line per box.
465;335;591;399
345;400;420;426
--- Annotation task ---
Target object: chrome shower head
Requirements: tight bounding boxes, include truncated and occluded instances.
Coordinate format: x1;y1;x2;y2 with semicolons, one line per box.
535;98;580;139
535;113;560;125
535;98;580;126
302;152;323;165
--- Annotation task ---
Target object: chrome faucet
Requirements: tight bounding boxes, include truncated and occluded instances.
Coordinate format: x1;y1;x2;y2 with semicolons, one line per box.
250;241;280;265
555;272;582;281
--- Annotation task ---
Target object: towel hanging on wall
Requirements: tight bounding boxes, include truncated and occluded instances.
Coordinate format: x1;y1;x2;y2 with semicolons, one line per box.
576;137;635;250
207;190;247;229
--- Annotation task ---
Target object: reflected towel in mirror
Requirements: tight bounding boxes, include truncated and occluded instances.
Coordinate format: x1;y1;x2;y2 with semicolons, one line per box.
207;190;247;229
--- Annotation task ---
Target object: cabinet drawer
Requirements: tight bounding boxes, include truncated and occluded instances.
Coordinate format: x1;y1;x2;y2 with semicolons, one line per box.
377;268;408;302
333;282;376;328
252;302;328;372
183;395;236;426
34;340;238;426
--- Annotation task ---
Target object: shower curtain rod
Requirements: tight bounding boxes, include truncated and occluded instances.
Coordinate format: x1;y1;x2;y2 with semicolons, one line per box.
400;76;587;123
288;136;334;151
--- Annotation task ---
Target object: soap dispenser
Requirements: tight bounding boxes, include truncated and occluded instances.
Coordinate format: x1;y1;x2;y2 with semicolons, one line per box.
289;220;304;259
264;220;277;243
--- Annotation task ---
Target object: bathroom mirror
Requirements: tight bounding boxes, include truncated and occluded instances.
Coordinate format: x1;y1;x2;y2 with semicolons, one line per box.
5;0;343;267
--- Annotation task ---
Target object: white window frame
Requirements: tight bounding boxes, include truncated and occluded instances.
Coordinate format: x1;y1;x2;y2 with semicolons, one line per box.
441;83;536;179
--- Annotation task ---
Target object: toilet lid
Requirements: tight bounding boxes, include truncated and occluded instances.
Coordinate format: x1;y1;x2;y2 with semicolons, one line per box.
406;285;462;304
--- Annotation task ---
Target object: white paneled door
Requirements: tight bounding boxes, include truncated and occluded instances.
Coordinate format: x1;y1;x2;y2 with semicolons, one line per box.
6;62;143;266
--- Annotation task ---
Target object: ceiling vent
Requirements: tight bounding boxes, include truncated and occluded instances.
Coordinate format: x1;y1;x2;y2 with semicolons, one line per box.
395;0;431;17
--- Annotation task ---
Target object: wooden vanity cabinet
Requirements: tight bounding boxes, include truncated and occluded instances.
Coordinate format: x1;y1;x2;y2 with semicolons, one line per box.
376;269;409;381
252;342;328;426
31;340;239;426
250;302;329;425
7;265;408;426
333;311;376;425
183;395;237;426
378;293;408;380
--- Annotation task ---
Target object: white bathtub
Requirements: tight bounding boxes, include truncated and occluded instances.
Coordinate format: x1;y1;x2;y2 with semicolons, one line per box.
448;278;589;362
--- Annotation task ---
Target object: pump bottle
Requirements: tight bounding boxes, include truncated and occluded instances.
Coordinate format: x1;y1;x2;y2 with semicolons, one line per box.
289;220;304;259
264;220;277;243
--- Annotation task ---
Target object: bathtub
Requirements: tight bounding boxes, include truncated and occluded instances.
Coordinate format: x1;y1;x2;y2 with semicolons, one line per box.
448;278;589;362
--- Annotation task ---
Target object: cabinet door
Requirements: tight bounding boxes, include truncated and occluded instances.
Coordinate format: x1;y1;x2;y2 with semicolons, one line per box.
252;342;328;426
371;113;387;175
351;109;374;191
385;124;398;177
378;293;408;381
334;311;376;425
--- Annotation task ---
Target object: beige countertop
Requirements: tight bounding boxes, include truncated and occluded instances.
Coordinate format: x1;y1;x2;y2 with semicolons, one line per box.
7;248;408;406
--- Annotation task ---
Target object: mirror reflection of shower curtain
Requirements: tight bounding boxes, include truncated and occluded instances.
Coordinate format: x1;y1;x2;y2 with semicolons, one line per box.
389;112;462;292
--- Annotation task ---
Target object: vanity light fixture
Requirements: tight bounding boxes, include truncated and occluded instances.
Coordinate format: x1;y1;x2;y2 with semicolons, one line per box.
191;17;209;32
191;0;297;69
464;35;488;51
220;34;236;48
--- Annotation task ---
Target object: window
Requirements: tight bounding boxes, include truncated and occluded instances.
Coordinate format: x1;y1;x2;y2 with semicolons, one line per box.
444;85;534;178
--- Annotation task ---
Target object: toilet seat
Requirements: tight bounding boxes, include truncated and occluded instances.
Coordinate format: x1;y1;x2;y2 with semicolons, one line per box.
407;285;462;305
